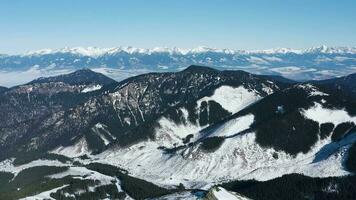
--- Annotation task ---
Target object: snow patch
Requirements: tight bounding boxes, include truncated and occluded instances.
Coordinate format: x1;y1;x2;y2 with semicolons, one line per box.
81;84;102;93
212;187;250;200
48;166;115;186
92;124;111;145
94;126;356;189
155;108;202;148
155;191;199;200
197;86;261;114
51;137;91;158
208;114;254;137
0;159;70;177
20;185;69;200
296;84;329;97
301;103;356;125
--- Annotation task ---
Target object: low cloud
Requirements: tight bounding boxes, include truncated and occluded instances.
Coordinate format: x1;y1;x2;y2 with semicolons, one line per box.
0;66;73;87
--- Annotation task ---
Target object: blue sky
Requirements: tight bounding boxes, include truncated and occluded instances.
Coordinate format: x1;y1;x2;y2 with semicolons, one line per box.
1;0;356;54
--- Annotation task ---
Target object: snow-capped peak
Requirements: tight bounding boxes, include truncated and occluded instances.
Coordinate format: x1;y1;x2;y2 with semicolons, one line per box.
20;45;356;57
24;47;119;57
303;45;356;54
248;47;302;54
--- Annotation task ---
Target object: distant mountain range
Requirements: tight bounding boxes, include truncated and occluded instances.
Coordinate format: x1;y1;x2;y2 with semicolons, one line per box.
1;46;356;86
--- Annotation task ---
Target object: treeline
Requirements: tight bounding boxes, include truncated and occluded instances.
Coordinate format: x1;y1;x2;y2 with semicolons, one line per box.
200;136;225;152
0;166;69;199
85;163;183;199
50;179;126;200
346;142;356;173
12;152;72;166
222;173;356;200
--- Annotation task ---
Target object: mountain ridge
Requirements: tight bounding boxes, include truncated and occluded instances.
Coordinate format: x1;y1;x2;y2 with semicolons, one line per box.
0;65;287;159
2;45;356;87
28;68;117;86
10;45;356;57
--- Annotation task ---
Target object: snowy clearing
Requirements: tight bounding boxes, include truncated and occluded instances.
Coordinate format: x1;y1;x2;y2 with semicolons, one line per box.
301;103;356;125
51;137;91;158
20;185;69;200
197;86;261;113
81;84;102;93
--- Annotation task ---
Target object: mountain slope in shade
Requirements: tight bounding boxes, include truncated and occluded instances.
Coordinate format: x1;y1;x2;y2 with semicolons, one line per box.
314;72;356;100
0;66;286;160
29;68;117;86
0;69;119;160
0;86;7;93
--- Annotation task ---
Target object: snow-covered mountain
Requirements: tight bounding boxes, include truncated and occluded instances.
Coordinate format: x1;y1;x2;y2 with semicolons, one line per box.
1;46;356;86
0;66;284;159
0;66;356;199
20;45;356;57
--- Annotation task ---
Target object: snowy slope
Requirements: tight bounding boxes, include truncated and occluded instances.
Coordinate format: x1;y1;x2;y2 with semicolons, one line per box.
209;187;251;200
84;86;356;189
48;166;116;186
42;82;355;190
153;191;200;200
2;67;356;199
196;86;261;113
51;137;91;158
93;129;354;188
20;185;69;200
302;102;356;124
153;85;261;148
81;84;102;93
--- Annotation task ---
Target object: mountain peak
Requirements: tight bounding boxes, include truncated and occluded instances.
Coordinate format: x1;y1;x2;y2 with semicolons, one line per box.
71;68;97;75
183;65;218;73
29;68;116;86
0;86;7;93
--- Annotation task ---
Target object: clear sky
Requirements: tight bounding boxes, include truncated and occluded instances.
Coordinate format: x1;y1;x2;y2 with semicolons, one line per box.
1;0;356;54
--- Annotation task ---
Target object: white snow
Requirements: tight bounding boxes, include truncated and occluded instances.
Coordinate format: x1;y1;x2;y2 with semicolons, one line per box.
240;133;356;181
153;85;261;148
301;103;356;125
92;123;112;145
154;191;199;200
296;84;329;97
92;120;356;189
212;187;250;200
81;84;102;93
48;166;115;186
89;132;275;188
197;86;261;114
154;108;202;148
154;85;261;148
208;114;254;137
261;83;275;95
21;45;356;57
20;185;69;200
4;103;355;194
51;137;91;158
